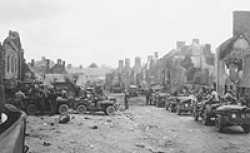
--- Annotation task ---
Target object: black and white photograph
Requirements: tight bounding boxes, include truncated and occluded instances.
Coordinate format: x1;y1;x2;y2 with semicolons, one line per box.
1;0;250;153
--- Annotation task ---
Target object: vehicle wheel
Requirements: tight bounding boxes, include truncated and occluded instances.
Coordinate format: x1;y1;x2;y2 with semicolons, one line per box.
169;105;172;112
202;112;209;125
177;105;181;115
58;104;69;114
242;125;250;133
193;108;198;121
165;105;169;111
77;104;87;114
215;115;224;132
105;105;116;115
26;104;37;115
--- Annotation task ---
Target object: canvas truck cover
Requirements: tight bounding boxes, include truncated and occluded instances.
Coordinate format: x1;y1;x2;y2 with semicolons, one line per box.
0;104;26;153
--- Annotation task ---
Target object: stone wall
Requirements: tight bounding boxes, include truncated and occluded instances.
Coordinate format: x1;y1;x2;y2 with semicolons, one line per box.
0;43;5;102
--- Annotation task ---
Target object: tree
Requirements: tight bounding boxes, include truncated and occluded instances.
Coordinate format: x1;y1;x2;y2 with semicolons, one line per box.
89;63;98;68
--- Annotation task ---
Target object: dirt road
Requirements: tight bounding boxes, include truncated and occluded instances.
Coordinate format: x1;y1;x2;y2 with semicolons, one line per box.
26;94;250;153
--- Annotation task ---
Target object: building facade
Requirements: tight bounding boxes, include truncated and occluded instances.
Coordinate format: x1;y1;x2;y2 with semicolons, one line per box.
0;43;5;101
2;31;25;88
216;11;250;99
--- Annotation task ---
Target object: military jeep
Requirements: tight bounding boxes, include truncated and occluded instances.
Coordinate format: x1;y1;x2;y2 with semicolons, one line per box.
25;96;71;115
193;98;221;125
215;104;250;133
73;96;119;115
167;96;178;112
155;93;168;108
176;96;195;115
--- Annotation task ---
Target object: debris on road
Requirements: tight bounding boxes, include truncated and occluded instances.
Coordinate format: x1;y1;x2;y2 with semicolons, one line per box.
43;141;51;146
106;119;112;123
90;125;98;129
84;117;91;120
58;114;70;124
135;143;146;148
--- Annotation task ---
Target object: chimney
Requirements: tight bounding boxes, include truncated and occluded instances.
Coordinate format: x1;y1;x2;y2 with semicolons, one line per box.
31;59;35;67
57;59;62;65
233;11;250;37
135;57;141;68
204;44;211;51
154;52;158;59
118;60;124;70
176;41;186;50
62;61;66;67
147;55;153;62
41;56;46;61
125;58;130;68
192;39;200;45
46;59;50;72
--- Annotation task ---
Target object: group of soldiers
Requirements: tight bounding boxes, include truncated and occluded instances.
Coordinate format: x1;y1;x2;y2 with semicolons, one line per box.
8;83;68;114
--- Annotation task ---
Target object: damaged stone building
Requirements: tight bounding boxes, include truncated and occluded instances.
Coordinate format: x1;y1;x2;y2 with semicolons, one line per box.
149;39;215;91
1;31;27;89
216;11;250;100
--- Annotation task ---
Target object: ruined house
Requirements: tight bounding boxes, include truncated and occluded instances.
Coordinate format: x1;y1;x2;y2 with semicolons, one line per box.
216;11;250;99
48;59;67;74
156;39;215;91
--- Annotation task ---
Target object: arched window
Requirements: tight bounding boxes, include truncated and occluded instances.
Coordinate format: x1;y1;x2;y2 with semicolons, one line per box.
7;55;10;73
11;56;15;73
14;58;17;73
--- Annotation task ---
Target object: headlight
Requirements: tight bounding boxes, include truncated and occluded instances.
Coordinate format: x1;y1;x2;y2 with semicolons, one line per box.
241;113;246;119
231;113;237;119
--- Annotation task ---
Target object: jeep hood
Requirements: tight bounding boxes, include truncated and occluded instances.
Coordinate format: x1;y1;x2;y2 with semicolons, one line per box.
216;105;248;112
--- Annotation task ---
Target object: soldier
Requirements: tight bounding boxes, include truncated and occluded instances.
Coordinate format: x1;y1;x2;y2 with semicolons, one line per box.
15;89;26;109
61;88;67;98
210;89;219;102
124;90;129;110
148;88;153;105
48;87;57;115
145;88;150;105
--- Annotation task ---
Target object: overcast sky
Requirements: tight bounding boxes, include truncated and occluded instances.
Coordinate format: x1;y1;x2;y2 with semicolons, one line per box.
0;0;249;67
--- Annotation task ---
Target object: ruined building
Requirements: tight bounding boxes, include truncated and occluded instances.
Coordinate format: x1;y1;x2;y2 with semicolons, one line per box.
48;59;67;74
2;31;25;88
0;43;5;101
216;11;250;100
153;39;215;91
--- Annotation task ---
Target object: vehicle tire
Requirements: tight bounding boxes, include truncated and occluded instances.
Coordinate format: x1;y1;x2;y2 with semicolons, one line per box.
77;104;87;114
104;105;116;115
58;104;69;114
169;104;172;112
242;125;250;134
165;105;169;111
177;105;181;115
26;104;37;115
202;112;209;125
215;115;224;132
193;108;198;121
